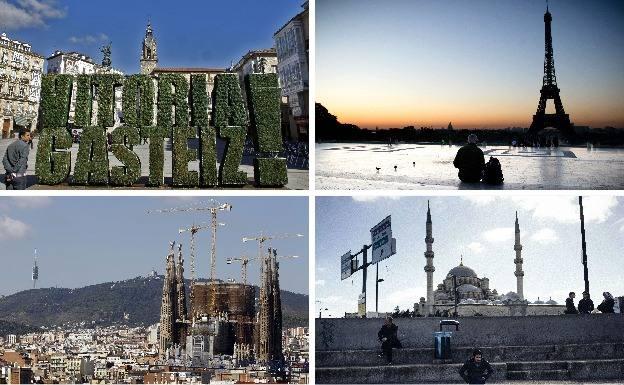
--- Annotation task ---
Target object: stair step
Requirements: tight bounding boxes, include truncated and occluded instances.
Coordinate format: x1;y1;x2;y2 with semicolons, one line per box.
507;369;570;381
507;361;569;371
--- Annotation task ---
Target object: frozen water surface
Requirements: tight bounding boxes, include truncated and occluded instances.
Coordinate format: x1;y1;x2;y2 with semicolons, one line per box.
316;143;624;190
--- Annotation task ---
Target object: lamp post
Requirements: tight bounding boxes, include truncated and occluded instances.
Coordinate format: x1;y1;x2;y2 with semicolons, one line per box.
376;264;385;313
579;196;589;294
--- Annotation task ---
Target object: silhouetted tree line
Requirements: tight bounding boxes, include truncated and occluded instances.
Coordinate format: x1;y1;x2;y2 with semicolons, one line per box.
316;103;624;146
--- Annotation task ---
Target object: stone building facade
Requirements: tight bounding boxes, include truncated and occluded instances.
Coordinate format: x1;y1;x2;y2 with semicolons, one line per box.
46;50;124;128
274;1;309;141
0;32;44;137
232;48;278;102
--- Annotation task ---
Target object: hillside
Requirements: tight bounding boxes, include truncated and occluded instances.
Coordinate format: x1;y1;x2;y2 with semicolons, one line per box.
0;276;308;334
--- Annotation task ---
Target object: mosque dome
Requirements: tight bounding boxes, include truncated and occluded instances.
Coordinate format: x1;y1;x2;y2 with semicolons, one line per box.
546;297;557;305
534;297;545;304
447;263;478;278
457;284;481;293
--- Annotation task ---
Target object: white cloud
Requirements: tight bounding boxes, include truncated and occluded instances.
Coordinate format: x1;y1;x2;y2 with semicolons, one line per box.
513;196;618;224
0;215;30;240
462;196;497;206
315;280;325;287
69;33;109;45
0;197;52;211
482;227;514;243
0;0;66;30
466;242;484;253
530;228;558;244
351;196;401;202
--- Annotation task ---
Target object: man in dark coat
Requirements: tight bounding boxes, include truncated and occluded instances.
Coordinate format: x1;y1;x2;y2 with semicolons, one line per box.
578;291;594;314
453;134;485;183
377;316;401;365
564;292;578;314
2;129;31;190
459;348;493;384
597;292;615;313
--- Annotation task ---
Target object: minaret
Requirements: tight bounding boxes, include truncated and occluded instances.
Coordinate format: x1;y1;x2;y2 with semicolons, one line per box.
424;201;435;316
175;243;188;351
159;242;177;359
514;212;525;300
140;21;158;74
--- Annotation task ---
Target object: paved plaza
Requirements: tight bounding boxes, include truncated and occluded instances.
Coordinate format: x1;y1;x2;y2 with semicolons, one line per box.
0;138;308;190
316;143;624;190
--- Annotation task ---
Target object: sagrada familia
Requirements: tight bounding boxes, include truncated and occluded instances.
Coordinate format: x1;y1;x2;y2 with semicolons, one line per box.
158;242;284;363
416;202;563;317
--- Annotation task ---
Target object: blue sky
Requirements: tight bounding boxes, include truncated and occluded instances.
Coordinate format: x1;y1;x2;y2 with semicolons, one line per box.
0;196;309;296
316;196;624;317
317;0;624;129
0;0;302;73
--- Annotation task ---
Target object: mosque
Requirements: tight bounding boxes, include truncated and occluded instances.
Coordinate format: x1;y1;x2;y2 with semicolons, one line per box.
414;202;565;317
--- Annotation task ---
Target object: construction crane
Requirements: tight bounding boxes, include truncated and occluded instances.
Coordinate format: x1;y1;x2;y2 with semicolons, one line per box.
226;254;299;285
242;232;304;261
179;223;210;299
148;199;232;316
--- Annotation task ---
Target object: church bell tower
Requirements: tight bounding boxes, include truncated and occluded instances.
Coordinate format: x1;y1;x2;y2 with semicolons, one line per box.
140;21;158;75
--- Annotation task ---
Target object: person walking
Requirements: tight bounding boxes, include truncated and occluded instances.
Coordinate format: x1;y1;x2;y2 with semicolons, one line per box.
377;316;401;365
453;134;485;183
578;291;594;314
459;348;494;384
3;129;31;190
597;292;615;313
564;292;578;314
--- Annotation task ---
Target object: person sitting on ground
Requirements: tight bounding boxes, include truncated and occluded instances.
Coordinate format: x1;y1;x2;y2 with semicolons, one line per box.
377;316;401;365
578;291;594;314
459;348;493;384
597;292;615;313
2;129;31;190
564;292;578;314
453;134;485;183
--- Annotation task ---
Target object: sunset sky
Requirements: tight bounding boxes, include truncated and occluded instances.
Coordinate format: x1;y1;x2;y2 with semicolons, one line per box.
316;0;624;129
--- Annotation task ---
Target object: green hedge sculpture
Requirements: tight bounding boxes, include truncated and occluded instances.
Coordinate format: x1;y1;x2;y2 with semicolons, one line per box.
172;126;199;187
157;74;189;129
141;126;168;186
72;127;110;185
35;127;72;184
122;74;155;127
74;74;92;127
212;73;248;186
40;74;72;128
92;74;124;128
110;126;141;186
199;126;218;187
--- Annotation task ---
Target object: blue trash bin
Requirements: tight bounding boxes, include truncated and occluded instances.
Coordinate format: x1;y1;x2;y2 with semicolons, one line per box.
434;319;460;359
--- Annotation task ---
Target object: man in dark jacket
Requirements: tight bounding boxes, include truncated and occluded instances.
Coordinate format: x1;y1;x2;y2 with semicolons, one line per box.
459;348;493;384
578;291;594;314
564;292;578;314
377;316;401;365
597;292;615;313
453;134;485;183
2;129;31;190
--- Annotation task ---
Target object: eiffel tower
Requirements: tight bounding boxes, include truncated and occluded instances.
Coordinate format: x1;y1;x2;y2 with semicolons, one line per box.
529;1;573;137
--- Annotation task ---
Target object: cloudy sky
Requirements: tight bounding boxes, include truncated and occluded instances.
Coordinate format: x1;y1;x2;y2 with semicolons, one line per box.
317;0;624;129
0;0;300;74
0;196;308;296
316;195;624;317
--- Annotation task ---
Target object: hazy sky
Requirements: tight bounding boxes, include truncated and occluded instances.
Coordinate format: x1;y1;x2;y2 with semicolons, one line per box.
317;0;624;129
316;196;624;317
0;196;308;296
0;0;301;74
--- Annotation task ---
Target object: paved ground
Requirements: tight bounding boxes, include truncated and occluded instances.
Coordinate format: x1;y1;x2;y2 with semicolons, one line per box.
0;138;308;190
316;142;624;190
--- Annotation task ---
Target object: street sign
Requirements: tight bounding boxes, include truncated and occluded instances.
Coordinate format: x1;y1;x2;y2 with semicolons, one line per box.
341;251;354;280
370;215;396;264
358;293;366;317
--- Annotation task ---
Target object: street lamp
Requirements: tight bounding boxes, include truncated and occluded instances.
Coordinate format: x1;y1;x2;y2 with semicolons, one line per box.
376;264;384;313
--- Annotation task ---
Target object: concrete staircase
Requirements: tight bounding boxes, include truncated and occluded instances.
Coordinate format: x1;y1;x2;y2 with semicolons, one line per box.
316;342;624;383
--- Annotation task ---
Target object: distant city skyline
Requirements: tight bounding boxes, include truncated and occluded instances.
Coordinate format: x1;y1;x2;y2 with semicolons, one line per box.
317;0;624;129
316;196;624;317
0;0;300;74
0;197;309;296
